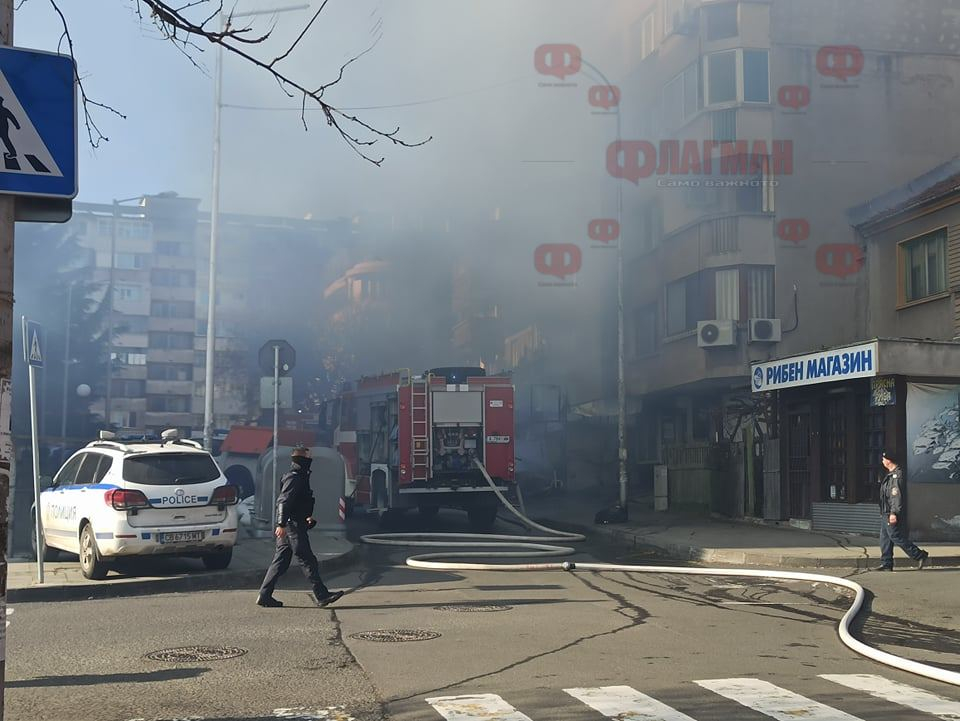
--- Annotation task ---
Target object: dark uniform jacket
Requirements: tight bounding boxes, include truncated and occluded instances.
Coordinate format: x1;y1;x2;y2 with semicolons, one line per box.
276;460;315;527
879;466;905;515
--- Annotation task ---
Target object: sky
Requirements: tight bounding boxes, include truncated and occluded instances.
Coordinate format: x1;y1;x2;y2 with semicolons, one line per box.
15;1;628;224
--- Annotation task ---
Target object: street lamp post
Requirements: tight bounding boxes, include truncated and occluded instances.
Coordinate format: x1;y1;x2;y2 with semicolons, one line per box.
203;3;309;451
579;57;628;509
59;282;74;465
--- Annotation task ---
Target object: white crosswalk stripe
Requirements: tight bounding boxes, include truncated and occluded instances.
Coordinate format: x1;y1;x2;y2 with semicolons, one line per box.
821;674;960;720
425;694;534;721
695;678;863;720
565;685;698;720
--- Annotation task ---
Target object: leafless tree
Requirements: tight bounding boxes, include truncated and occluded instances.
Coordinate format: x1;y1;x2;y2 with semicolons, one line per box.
44;0;430;165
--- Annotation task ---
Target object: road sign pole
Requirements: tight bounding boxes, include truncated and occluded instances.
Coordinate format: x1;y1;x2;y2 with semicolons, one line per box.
27;362;41;584
272;344;280;519
0;3;14;717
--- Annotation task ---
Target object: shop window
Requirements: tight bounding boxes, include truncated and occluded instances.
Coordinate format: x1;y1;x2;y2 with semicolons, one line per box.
900;228;947;303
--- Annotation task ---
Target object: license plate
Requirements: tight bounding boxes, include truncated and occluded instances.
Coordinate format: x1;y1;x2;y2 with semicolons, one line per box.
158;531;203;544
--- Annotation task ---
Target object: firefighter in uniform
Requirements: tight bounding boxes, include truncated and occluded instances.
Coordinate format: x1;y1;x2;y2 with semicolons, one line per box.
875;450;930;571
257;446;344;607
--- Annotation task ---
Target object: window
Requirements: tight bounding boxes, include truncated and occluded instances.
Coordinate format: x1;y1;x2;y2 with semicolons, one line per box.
74;454;101;486
148;363;194;381
123;453;219;486
704;2;738;41
706;50;737;104
149;332;194;350
152;269;195;287
112;350;147;366
115;284;144;302
715;268;740;321
146;395;192;413
746;266;775;318
743;50;770;102
152;300;194;318
901;228;947;303
633;305;658;357
635;201;663;253
704;49;770;106
53;454;84;487
115;253;147;270
662;62;701;130
712;109;737;143
663;0;685;36
114;379;146;398
638;11;657;59
98;218;152;240
155;241;185;256
92;455;114;484
116;315;149;334
666;274;701;336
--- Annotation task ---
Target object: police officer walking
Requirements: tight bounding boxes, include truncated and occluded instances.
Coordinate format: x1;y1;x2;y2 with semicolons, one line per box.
875;450;930;571
257;446;344;607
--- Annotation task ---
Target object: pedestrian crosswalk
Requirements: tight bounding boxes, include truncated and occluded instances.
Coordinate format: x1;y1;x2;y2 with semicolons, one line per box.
424;674;960;720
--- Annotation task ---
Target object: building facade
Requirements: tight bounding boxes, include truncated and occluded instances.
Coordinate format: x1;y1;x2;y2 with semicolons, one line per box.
610;0;960;534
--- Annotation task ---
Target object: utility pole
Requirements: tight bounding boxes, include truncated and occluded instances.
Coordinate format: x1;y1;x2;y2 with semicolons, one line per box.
0;2;14;716
203;3;308;452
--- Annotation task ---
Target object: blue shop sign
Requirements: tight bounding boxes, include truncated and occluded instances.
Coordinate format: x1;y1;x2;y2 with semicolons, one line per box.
751;342;878;393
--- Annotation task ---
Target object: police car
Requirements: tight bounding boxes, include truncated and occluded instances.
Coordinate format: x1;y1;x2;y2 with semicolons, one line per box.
32;429;239;579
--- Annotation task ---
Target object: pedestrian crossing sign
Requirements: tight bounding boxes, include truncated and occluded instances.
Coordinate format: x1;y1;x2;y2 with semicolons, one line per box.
0;46;77;199
23;318;43;368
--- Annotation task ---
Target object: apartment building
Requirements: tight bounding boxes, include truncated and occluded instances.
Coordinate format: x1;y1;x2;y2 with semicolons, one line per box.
611;0;960;531
73;194;350;436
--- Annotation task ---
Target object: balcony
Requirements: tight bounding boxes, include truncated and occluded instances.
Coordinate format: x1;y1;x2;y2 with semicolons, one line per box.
149;316;194;333
146;349;194;365
143;412;194;429
146;380;194;396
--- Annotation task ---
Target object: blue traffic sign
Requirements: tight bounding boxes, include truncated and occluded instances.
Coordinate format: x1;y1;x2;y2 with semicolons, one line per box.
22;318;43;368
0;47;76;199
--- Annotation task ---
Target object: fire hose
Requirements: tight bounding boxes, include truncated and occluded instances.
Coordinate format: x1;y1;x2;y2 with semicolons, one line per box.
359;460;960;688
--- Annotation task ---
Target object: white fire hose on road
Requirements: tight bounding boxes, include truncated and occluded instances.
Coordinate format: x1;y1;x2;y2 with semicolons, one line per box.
360;460;960;688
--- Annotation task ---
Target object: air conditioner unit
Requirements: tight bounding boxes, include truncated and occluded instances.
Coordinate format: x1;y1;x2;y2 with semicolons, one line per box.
749;318;782;344
697;320;737;348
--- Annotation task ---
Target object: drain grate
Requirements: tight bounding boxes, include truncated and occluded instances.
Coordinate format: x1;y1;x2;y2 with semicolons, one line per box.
144;645;248;662
349;629;440;643
434;603;513;613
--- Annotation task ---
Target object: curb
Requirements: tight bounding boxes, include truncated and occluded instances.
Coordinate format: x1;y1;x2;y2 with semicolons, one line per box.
542;516;960;570
8;544;359;603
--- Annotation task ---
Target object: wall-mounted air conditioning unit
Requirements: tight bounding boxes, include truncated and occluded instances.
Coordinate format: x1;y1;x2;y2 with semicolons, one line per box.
697;320;737;348
749;318;782;344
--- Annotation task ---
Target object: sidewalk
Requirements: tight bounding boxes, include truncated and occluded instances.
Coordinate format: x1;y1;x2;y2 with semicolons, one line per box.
526;488;960;569
7;530;357;603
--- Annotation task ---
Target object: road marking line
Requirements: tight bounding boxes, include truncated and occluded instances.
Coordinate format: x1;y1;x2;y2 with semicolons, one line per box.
425;693;534;720
821;674;960;719
565;685;697;720
695;678;862;720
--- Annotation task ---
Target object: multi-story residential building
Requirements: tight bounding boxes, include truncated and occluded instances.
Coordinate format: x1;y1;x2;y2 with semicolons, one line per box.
71;194;350;436
609;0;960;534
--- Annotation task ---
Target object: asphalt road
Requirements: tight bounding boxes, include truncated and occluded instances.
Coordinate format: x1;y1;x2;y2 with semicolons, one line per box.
6;509;960;721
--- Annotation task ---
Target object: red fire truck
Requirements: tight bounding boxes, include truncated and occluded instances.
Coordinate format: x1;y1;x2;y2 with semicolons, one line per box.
319;367;516;530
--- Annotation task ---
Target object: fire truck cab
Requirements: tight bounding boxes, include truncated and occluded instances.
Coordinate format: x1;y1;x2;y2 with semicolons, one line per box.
319;367;515;530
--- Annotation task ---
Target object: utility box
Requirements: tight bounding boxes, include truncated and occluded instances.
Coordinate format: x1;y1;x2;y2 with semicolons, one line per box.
654;464;669;511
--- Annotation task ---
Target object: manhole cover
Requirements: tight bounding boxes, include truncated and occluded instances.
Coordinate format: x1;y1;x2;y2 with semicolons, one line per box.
434;603;513;613
349;629;441;643
144;645;248;662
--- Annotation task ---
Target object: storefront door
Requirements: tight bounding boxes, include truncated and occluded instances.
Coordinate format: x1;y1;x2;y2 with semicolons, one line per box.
787;408;812;519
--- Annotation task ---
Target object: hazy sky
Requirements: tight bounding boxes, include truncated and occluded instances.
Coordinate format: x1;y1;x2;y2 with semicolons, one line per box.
16;1;627;226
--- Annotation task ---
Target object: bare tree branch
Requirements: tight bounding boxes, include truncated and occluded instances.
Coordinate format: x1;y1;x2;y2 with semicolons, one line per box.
49;0;127;148
135;0;430;165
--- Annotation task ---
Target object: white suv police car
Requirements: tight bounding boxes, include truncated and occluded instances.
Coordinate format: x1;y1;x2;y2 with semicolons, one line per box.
32;430;239;579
